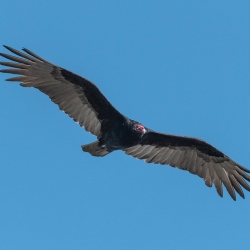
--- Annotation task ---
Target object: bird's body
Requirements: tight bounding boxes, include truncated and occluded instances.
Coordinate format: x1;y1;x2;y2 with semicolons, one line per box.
0;45;249;200
83;118;146;156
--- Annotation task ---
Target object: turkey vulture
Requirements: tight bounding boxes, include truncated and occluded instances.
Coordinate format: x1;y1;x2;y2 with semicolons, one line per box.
0;45;249;200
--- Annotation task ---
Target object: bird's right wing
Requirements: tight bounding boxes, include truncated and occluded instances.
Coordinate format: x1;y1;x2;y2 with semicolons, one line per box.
0;46;125;138
124;130;250;200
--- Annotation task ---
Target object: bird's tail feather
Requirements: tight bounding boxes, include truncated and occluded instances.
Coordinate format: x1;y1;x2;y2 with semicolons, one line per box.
81;141;110;157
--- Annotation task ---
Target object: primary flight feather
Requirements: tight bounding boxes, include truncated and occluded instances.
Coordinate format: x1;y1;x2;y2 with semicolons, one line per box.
0;45;249;200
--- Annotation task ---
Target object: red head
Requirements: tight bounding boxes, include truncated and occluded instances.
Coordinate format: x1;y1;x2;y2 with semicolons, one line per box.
133;123;146;137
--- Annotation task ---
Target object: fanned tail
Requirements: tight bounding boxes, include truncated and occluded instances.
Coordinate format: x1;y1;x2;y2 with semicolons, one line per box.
81;141;110;157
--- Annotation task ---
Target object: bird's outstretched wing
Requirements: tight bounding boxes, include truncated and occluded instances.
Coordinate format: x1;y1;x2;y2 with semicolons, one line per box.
0;46;124;138
124;131;250;200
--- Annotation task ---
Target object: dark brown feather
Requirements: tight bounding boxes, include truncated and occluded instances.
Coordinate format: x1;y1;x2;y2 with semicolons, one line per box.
124;131;250;200
0;46;123;138
1;45;249;201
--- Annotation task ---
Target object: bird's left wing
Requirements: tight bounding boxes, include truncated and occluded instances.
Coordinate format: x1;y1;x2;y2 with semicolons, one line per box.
0;46;124;138
124;130;250;200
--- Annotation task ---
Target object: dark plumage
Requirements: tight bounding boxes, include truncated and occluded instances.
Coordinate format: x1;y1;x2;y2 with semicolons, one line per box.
0;45;249;200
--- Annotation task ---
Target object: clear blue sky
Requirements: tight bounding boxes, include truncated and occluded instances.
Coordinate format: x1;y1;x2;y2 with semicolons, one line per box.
1;1;250;250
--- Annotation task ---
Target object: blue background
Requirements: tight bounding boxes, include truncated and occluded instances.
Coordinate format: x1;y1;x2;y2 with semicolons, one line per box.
1;1;250;249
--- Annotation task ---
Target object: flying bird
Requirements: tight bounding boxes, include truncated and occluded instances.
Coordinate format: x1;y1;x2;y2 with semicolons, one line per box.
0;45;249;201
